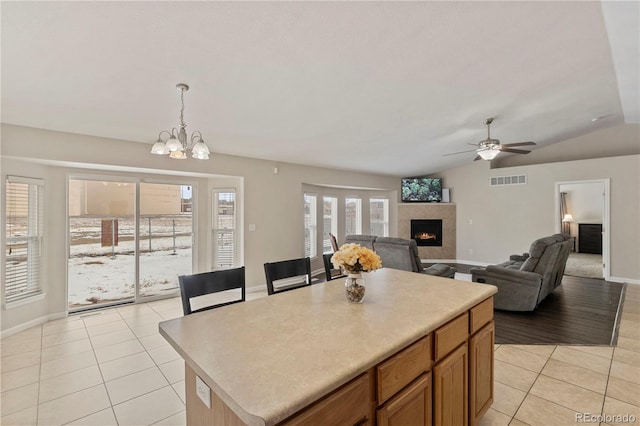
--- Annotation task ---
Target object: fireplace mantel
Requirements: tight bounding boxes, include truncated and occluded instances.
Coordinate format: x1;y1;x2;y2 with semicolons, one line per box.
398;203;456;259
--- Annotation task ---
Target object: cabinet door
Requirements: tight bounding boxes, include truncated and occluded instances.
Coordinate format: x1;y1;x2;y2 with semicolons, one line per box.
433;343;468;426
282;372;371;426
377;373;432;426
469;321;494;426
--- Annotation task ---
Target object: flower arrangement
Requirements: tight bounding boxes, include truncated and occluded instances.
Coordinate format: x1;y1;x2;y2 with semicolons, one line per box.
331;243;382;275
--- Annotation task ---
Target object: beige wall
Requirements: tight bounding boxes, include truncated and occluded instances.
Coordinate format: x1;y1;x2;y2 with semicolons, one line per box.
438;154;639;281
1;124;399;332
68;181;183;216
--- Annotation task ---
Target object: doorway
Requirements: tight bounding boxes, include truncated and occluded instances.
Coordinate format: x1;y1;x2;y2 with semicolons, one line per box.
556;180;609;280
68;178;193;312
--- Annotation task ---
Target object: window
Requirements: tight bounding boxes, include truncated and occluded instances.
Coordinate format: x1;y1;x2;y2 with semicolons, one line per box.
370;197;389;237
345;197;362;236
5;176;44;303
213;189;237;269
323;196;338;254
304;194;317;257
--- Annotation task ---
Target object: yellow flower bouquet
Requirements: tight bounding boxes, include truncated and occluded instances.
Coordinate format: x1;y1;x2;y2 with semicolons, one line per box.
331;243;382;274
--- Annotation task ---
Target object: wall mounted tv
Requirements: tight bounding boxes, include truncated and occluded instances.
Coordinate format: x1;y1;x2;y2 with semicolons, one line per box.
401;178;443;202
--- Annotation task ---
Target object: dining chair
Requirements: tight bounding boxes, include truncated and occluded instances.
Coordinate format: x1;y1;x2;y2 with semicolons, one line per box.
264;257;312;295
323;253;346;282
178;266;245;315
329;233;340;252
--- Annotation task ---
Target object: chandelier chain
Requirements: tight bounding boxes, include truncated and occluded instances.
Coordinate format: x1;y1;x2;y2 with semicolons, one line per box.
179;88;186;129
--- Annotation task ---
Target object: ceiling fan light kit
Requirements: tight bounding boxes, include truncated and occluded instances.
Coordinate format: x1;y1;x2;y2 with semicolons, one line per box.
151;83;211;160
443;117;536;161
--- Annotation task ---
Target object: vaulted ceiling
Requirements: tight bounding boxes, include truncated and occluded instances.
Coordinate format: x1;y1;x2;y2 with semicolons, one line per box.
1;1;638;176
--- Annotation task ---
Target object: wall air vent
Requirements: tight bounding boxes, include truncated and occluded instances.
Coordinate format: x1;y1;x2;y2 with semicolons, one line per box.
490;174;527;186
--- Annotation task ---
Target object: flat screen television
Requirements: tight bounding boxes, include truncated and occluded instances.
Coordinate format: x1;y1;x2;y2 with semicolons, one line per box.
401;178;443;202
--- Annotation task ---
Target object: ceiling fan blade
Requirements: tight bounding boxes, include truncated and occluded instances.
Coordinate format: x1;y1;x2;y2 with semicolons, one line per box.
499;147;531;154
466;143;481;147
442;149;478;156
473;155;482;161
501;141;536;147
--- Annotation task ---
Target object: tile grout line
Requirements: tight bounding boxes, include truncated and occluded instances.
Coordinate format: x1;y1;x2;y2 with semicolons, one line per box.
86;310;122;426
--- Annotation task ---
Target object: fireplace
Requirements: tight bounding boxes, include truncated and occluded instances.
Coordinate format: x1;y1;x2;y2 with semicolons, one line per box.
411;219;443;247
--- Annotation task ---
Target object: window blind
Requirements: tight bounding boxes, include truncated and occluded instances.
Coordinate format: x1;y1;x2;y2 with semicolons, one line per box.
304;194;317;258
5;176;44;303
212;190;237;269
370;197;389;237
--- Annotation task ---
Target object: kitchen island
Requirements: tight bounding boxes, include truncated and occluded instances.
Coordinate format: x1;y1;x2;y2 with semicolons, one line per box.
159;268;497;426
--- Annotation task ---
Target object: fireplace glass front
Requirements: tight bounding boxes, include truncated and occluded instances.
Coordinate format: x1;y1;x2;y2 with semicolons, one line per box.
411;219;443;247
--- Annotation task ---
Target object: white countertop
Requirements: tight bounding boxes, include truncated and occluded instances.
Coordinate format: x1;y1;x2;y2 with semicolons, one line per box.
159;268;497;426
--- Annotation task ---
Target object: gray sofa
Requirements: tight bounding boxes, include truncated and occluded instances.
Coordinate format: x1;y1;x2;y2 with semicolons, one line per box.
470;234;572;311
344;235;456;278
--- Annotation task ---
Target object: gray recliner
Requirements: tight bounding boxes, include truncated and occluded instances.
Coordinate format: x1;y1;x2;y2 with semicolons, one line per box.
343;234;376;250
470;234;572;311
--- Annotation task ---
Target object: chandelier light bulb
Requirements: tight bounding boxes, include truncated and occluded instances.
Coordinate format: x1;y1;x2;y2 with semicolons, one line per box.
169;150;187;160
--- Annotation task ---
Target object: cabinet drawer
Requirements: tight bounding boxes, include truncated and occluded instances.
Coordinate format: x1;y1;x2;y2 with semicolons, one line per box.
434;313;469;361
282;372;370;426
377;336;432;404
470;298;493;334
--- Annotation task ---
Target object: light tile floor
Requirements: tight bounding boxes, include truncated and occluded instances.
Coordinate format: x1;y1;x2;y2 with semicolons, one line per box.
1;285;639;426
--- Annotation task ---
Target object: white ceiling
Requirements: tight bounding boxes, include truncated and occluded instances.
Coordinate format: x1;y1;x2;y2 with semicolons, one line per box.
1;1;638;177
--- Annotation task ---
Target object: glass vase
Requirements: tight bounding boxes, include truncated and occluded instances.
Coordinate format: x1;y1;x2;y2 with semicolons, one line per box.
345;273;365;303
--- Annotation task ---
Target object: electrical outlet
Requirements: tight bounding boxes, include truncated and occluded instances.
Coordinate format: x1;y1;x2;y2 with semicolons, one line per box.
196;375;211;409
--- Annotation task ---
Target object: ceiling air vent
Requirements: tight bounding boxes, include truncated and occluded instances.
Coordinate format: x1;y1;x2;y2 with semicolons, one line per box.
490;174;527;186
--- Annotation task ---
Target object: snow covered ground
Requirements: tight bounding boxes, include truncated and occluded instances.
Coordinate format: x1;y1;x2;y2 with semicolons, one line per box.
67;216;193;308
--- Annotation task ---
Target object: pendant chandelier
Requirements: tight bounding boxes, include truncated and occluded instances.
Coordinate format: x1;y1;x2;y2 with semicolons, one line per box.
150;83;210;160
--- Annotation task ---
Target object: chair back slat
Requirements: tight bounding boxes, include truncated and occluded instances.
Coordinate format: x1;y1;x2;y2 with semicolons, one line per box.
178;267;245;315
264;257;311;295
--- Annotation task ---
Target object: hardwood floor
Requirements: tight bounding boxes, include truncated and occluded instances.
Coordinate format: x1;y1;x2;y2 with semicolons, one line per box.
425;263;625;345
493;275;624;345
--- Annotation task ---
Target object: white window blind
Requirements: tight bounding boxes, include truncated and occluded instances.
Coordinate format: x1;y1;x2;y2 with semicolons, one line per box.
212;190;237;269
322;196;337;254
304;194;317;258
370;197;389;237
5;176;44;303
345;197;362;236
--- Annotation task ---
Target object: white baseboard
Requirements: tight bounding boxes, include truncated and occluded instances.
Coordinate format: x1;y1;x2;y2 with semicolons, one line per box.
246;284;265;293
1;311;67;339
609;276;640;285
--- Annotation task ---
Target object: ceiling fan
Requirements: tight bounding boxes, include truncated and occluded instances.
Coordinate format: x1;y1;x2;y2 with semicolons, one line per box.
443;118;536;161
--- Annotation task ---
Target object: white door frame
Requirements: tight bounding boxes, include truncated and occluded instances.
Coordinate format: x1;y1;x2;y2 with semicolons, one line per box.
555;179;610;281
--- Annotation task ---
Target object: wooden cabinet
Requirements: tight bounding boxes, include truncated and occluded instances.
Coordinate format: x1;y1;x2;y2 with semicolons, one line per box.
377;336;432;404
282;372;372;426
433;343;469;426
434;313;469;361
469;322;494;426
578;223;602;254
377;373;432;426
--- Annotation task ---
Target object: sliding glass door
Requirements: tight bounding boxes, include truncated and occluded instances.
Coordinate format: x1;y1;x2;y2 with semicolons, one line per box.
68;179;136;310
68;178;193;312
138;183;192;298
